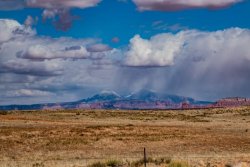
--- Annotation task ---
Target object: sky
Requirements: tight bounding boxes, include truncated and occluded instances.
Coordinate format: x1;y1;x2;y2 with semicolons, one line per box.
0;0;250;105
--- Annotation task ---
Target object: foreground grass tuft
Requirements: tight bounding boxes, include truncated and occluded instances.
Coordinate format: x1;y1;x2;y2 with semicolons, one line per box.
154;157;172;165
88;159;122;167
89;157;172;167
32;162;45;167
168;161;189;167
88;162;106;167
106;159;123;167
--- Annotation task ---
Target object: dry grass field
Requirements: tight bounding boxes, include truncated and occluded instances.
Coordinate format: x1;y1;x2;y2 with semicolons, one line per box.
0;107;250;167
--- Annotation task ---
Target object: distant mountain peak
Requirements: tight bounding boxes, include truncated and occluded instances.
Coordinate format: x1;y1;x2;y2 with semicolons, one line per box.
133;89;157;95
126;89;157;101
0;89;217;110
84;90;121;103
100;90;121;97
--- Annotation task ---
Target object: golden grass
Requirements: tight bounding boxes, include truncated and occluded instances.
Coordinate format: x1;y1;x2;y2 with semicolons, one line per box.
0;107;250;166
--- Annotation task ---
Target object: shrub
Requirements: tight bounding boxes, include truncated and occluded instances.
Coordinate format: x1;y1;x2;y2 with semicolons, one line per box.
225;164;233;167
130;159;144;167
0;111;8;115
168;161;189;167
32;162;45;167
106;159;123;167
130;157;171;167
154;157;172;165
88;162;106;167
146;157;154;163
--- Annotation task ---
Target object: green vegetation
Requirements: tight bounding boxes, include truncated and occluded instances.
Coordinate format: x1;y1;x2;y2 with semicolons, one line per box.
168;161;189;167
106;159;123;167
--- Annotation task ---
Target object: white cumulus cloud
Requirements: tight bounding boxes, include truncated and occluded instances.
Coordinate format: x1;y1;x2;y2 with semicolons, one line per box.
124;28;250;67
5;89;54;97
120;27;250;100
0;19;117;104
25;0;101;9
125;32;187;67
0;19;35;43
133;0;243;11
18;45;91;60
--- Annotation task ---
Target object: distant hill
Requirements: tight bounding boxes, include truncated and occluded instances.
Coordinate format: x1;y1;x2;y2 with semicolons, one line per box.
212;97;250;108
1;90;250;111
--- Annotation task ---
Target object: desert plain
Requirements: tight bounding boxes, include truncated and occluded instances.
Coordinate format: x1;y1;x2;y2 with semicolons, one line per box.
0;107;250;167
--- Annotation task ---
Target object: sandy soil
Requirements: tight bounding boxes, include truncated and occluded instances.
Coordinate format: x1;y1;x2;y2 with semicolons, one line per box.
0;107;250;167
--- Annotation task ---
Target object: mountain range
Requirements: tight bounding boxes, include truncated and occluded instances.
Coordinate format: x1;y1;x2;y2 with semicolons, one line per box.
1;90;250;110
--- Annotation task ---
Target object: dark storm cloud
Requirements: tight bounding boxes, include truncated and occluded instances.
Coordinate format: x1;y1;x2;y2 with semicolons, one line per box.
0;0;101;30
0;60;63;76
0;0;25;10
120;28;250;100
87;44;112;52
